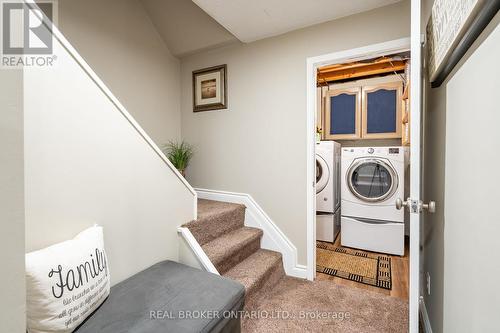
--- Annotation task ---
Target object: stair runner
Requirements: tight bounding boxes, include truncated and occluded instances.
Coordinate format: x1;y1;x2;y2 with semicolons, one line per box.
182;199;285;309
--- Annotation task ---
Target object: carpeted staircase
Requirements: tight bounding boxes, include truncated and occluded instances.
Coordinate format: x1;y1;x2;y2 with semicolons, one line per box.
182;199;285;308
183;199;410;332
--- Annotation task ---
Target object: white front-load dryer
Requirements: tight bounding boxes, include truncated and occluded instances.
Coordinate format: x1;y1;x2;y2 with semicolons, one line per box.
316;141;340;213
340;146;407;255
341;147;405;221
316;141;341;242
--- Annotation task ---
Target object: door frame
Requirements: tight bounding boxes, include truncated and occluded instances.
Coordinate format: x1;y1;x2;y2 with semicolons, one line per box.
305;36;413;322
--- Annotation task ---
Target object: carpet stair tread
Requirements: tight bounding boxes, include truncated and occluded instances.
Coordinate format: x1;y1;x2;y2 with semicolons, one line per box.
196;199;245;220
203;227;263;274
223;249;284;301
182;199;246;245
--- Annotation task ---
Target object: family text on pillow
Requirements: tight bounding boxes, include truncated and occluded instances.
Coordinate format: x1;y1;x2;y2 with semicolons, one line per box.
26;226;110;333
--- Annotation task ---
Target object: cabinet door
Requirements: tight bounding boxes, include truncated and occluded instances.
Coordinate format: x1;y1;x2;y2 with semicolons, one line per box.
324;87;361;140
362;81;402;139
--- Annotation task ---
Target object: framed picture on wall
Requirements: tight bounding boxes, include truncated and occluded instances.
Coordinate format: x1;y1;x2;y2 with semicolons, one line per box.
192;64;227;112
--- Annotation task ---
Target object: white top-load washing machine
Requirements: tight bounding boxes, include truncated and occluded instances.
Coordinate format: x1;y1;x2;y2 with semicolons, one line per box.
316;141;341;242
340;146;407;255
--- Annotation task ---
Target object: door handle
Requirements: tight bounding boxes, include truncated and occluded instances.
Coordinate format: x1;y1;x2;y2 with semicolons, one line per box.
395;198;410;210
422;201;436;213
396;198;436;213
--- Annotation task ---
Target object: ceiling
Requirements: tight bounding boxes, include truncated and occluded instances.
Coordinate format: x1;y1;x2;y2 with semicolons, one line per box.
140;0;239;57
140;0;403;57
192;0;403;43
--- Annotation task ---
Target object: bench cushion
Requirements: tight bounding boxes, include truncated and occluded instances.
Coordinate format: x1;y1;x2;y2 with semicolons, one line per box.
75;261;245;333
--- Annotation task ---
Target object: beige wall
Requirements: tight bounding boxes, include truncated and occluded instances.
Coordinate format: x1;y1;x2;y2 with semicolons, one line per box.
422;7;500;332
0;70;26;333
421;3;445;332
422;70;445;333
442;13;500;333
57;0;181;146
180;1;411;265
24;26;195;285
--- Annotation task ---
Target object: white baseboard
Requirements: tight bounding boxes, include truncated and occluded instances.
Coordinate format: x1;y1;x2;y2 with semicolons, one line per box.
196;188;307;279
419;297;433;333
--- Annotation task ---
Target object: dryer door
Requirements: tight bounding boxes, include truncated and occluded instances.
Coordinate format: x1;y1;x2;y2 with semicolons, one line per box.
316;155;330;194
347;158;398;203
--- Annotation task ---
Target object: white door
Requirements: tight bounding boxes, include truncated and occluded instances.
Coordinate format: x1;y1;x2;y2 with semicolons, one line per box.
402;1;434;332
409;1;421;329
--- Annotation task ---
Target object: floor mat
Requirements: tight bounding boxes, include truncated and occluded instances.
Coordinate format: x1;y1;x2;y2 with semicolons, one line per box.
316;241;392;290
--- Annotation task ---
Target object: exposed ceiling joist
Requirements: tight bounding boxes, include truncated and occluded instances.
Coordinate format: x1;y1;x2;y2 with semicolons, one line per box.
317;58;406;84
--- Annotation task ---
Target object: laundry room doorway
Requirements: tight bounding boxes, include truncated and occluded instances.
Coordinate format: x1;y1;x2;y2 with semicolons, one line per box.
306;36;411;280
306;5;425;329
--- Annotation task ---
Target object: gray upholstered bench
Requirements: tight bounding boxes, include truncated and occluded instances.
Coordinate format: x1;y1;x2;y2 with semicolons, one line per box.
75;261;245;333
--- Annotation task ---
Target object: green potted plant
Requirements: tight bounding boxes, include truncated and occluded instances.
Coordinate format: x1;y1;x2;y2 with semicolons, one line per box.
162;141;194;177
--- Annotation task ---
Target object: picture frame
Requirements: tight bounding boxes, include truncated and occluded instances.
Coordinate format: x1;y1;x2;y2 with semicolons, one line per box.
192;64;227;112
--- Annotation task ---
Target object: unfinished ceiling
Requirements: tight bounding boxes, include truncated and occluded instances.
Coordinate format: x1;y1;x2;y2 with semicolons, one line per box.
192;0;403;43
317;52;410;84
140;0;239;57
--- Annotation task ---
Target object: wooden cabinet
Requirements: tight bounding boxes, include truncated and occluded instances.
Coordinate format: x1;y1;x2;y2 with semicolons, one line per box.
324;87;361;140
323;78;403;141
361;81;402;139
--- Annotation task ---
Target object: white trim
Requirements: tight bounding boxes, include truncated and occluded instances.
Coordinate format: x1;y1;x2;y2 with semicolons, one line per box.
177;227;219;274
305;37;411;281
419;297;433;333
23;0;197;219
410;2;422;333
196;188;307;279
